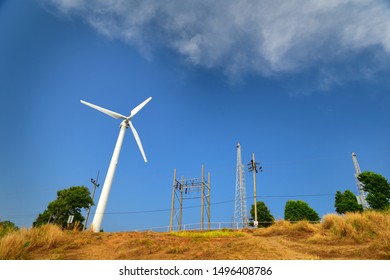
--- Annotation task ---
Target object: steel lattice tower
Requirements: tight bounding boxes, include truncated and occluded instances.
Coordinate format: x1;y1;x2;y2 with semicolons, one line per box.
352;152;369;209
234;143;248;228
169;165;211;231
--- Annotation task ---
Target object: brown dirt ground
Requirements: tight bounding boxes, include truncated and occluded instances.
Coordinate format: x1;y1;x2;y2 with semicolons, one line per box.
27;229;388;260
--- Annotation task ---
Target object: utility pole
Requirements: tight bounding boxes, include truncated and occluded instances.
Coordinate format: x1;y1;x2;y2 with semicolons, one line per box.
169;168;177;231
248;153;262;227
207;172;211;230
83;171;100;231
201;165;205;230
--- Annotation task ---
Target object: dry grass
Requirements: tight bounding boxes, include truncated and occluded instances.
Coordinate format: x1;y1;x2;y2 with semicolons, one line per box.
322;211;390;240
0;224;65;259
1;211;389;260
255;220;319;237
320;211;390;258
170;230;245;239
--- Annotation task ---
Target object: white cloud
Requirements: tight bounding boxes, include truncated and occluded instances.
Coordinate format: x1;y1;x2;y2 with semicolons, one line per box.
42;0;390;83
44;0;85;12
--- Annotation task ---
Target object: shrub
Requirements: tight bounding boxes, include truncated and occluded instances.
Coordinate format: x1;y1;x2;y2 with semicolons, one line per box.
334;190;363;214
0;220;19;238
249;201;275;228
284;200;320;222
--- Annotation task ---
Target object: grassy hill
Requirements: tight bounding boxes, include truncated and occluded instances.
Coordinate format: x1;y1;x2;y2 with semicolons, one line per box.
1;211;389;260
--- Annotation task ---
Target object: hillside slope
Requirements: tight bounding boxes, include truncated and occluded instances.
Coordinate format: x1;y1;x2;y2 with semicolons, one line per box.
1;212;389;260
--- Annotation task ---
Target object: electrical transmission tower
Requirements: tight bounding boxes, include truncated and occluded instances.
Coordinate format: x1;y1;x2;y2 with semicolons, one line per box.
352;152;369;209
234;143;248;228
169;165;211;231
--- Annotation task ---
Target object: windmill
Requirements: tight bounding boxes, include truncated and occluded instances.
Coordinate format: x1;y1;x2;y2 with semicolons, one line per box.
80;97;152;232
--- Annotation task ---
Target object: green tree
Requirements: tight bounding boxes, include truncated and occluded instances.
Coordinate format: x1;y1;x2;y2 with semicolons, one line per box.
358;171;390;210
0;220;19;237
284;200;320;222
334;190;363;214
249;201;274;228
33;186;93;229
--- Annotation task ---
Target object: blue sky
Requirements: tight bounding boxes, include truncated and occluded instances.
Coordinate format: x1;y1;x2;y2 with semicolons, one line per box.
1;0;389;232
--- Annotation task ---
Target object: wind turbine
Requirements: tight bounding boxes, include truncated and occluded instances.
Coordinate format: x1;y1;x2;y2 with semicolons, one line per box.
80;97;152;232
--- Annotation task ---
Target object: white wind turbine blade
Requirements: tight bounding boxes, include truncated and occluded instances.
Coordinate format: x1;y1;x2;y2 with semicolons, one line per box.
80;100;127;119
128;120;147;162
129;97;152;118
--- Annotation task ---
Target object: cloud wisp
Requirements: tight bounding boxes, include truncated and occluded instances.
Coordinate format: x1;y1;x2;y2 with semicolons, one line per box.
42;0;390;85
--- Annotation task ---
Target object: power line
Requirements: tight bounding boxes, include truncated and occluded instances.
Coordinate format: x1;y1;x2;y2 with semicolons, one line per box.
2;192;336;218
256;193;335;198
100;193;336;215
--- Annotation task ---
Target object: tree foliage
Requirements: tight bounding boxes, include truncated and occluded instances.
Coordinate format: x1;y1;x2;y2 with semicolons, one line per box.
33;186;93;229
0;220;19;237
249;201;274;228
284;200;320;222
334;190;363;214
358;171;390;210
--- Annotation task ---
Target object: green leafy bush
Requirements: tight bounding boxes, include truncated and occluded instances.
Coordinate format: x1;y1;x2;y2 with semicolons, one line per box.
284;200;320;222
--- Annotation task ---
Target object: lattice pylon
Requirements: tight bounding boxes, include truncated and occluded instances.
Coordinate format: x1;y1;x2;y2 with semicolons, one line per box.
352;152;369;209
234;143;248;228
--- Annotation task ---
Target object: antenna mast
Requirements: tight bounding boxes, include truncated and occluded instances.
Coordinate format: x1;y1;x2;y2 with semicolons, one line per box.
234;143;248;228
352;152;369;209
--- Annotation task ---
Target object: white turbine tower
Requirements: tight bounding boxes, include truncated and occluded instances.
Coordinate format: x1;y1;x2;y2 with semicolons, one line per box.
80;97;152;232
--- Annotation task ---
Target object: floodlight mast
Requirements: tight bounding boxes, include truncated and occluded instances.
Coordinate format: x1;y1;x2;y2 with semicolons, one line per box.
80;97;152;232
